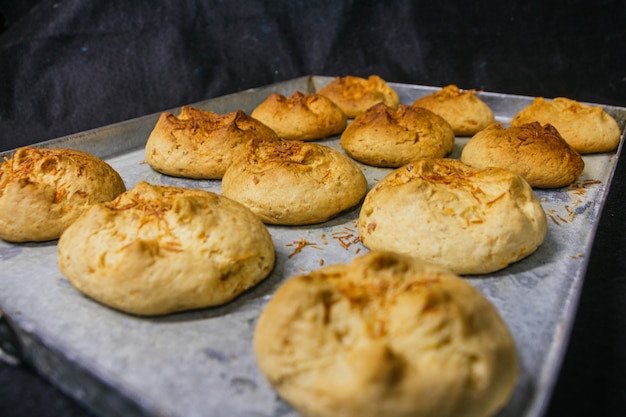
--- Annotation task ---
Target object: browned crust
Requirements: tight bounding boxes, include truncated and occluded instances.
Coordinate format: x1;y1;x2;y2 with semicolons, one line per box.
340;103;455;167
412;84;495;136
250;91;347;141
318;75;400;118
461;122;585;188
145;106;279;179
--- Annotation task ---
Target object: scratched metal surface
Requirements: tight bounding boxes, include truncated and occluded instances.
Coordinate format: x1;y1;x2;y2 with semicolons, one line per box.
0;76;625;417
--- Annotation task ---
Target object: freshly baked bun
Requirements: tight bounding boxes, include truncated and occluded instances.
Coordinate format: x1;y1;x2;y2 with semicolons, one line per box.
145;106;280;179
340;103;455;167
358;158;547;275
317;75;400;118
58;181;275;316
0;147;126;242
412;84;496;136
250;91;347;141
461;122;585;188
510;97;621;154
254;251;519;417
222;139;367;225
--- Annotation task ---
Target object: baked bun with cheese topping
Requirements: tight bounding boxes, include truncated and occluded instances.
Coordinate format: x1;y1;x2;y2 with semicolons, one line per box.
340;103;455;167
145;106;280;179
254;250;519;417
250;91;347;141
461;122;585;188
358;158;547;275
222;139;367;225
58;181;275;316
0;147;126;242
510;96;621;154
318;75;400;118
412;85;496;136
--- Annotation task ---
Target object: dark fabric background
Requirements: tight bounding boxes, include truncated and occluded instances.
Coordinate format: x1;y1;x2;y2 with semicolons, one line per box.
1;0;625;151
1;0;625;416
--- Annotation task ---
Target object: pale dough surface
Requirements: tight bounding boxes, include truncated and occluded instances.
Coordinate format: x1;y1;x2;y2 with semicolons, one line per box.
358;158;547;275
254;251;519;417
0;147;126;242
58;181;275;316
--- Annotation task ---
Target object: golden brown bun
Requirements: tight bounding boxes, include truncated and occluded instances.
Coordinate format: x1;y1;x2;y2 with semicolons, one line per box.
340;103;455;167
412;85;496;136
318;75;400;118
58;181;275;316
510;97;621;154
222;139;367;225
0;147;126;242
250;91;347;141
145;106;279;179
358;158;547;275
254;251;519;417
461;122;585;188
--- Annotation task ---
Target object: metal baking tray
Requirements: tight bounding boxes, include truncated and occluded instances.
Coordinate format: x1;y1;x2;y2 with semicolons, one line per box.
1;76;625;417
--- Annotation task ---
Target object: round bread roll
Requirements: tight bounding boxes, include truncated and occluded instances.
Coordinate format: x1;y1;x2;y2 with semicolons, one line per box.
57;181;275;316
412;85;496;136
250;91;347;141
317;75;400;118
145;106;280;179
461;122;585;188
254;251;519;417
340;103;455;167
510;96;621;154
358;158;547;275
0;147;126;242
222;139;367;225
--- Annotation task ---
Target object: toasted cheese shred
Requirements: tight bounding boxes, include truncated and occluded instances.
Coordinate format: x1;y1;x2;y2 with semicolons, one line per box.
286;238;320;258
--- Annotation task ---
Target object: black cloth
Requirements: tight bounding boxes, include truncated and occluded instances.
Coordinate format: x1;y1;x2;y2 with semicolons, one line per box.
1;0;625;151
1;0;625;416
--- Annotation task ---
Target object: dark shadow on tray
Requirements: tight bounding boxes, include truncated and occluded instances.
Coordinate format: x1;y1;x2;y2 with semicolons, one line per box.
0;239;58;261
277;201;363;232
